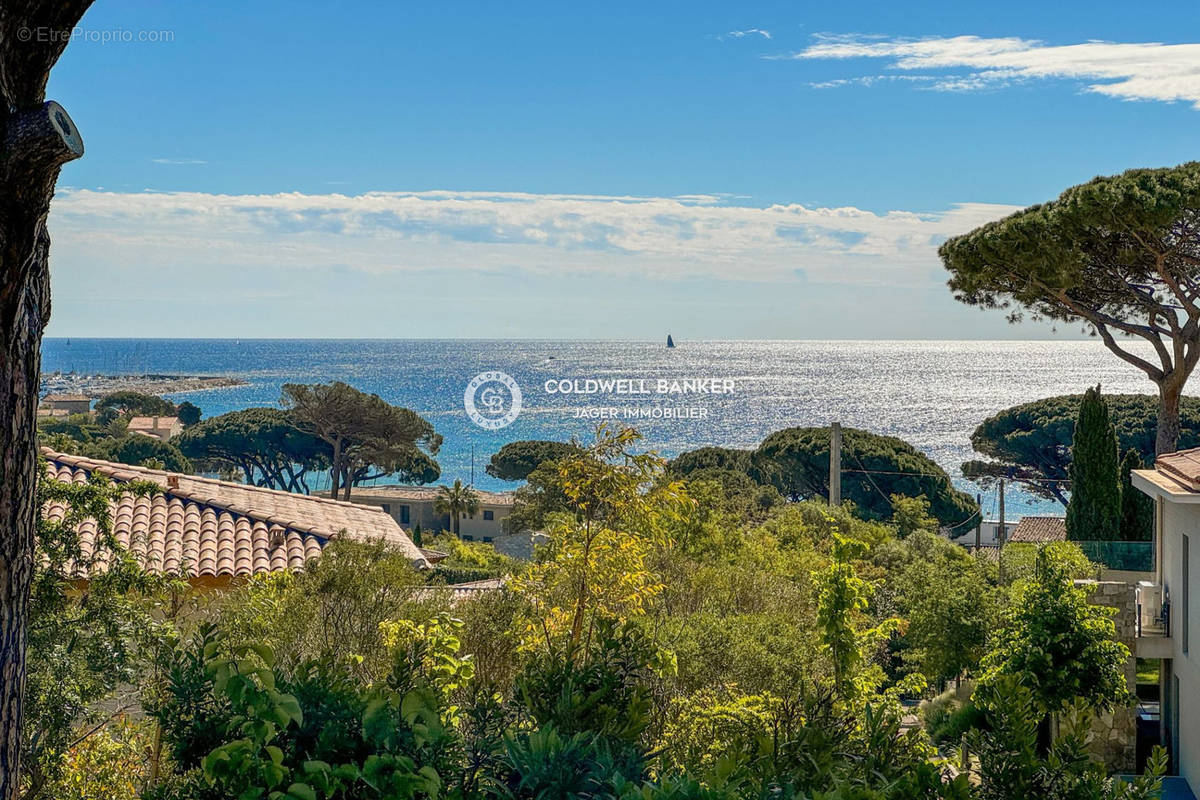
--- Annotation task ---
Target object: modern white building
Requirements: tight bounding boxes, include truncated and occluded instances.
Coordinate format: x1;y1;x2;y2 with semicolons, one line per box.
949;518;1013;548
1132;448;1200;793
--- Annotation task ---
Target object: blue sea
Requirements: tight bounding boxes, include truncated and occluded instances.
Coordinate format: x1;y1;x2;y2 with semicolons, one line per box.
40;338;1163;520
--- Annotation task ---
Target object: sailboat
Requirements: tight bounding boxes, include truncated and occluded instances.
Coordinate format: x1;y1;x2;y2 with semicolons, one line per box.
666;334;675;348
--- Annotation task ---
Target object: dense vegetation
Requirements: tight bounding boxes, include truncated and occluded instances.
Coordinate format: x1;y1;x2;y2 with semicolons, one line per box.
963;393;1200;504
486;441;582;482
664;427;976;528
26;427;1163;800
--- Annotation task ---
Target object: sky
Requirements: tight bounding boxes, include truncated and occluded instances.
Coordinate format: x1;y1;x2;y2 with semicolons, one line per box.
42;0;1200;339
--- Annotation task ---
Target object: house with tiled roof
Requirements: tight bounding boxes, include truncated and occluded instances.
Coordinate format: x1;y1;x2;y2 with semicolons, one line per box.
40;393;92;415
127;415;183;441
1008;515;1067;544
42;448;430;585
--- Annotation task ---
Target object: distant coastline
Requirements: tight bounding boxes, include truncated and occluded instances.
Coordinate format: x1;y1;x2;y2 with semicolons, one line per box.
40;371;247;398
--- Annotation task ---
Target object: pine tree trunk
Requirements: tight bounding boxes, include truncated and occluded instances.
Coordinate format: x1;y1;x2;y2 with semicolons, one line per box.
0;273;45;800
0;150;70;800
329;437;342;498
0;5;94;794
1157;381;1183;456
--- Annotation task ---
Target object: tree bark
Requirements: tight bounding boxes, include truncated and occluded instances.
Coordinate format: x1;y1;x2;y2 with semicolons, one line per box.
329;436;342;498
0;4;94;795
1157;380;1184;456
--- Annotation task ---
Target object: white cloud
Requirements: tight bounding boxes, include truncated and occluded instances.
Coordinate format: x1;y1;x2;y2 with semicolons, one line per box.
48;188;1019;288
722;28;772;41
791;33;1200;108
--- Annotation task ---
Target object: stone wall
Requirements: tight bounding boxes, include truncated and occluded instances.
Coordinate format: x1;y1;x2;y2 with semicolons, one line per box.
489;531;548;560
1079;580;1138;773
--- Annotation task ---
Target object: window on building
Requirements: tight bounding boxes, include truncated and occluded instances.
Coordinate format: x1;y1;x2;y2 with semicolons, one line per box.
483;536;493;543
483;510;494;521
400;505;410;524
1184;534;1191;656
463;535;474;542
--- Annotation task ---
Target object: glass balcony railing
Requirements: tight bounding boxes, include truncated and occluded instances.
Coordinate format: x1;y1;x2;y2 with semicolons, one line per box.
1074;540;1155;573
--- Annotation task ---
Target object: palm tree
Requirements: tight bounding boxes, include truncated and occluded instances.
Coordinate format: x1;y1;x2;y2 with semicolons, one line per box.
434;479;480;536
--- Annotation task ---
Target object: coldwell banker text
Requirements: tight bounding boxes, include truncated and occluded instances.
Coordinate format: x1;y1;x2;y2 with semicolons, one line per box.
544;377;736;421
544;378;736;395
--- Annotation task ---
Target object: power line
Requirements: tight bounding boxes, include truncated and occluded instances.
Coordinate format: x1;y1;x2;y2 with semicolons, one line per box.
840;467;1073;483
845;449;895;515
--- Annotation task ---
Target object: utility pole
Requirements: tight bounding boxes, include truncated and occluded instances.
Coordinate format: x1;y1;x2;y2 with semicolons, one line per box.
975;493;982;550
830;422;842;507
998;479;1006;547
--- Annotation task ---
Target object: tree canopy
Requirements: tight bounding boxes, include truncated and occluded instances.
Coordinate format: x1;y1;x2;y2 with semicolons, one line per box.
175;408;329;493
963;393;1200;504
753;426;977;527
669;446;755;477
93;391;176;422
281;382;442;499
93;436;191;475
940;163;1200;454
485;440;582;481
175;401;202;427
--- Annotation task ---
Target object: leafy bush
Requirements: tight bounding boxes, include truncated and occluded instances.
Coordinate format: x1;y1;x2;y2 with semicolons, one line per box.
921;684;985;744
151;617;471;800
47;718;154;800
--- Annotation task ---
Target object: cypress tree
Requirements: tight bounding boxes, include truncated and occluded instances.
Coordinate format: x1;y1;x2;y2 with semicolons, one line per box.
1065;386;1121;541
1119;449;1154;542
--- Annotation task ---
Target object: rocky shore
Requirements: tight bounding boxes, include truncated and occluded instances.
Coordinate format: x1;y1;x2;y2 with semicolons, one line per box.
40;372;247;398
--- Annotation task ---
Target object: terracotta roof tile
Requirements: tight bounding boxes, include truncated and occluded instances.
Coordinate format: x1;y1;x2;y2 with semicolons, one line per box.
1008;516;1067;543
1155;447;1200;491
41;448;429;580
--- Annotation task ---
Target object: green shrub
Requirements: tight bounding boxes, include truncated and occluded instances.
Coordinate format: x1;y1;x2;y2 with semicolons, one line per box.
921;685;986;744
45;719;154;800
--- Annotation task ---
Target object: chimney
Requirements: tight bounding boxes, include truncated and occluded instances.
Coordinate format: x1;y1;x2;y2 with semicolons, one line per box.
167;474;179;490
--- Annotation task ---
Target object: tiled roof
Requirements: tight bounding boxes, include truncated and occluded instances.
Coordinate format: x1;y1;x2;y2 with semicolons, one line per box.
1155;447;1200;491
416;577;505;604
965;545;1001;562
1008;516;1067;543
447;577;505;596
42;449;429;579
43;393;92;402
128;415;180;431
346;485;516;505
420;548;449;564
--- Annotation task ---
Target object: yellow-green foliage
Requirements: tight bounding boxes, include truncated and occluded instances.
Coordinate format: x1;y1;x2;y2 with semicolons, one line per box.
214;539;444;679
655;689;779;775
46;719;153;800
423;533;520;574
